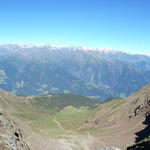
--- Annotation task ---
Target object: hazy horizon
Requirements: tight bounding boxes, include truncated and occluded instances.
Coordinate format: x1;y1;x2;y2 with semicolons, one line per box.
0;0;150;54
0;43;150;56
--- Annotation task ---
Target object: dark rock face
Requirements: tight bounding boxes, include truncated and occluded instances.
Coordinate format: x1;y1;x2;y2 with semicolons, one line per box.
0;111;30;150
127;140;150;150
135;114;150;143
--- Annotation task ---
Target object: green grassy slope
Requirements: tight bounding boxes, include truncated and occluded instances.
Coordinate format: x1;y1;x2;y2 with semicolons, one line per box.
11;95;125;138
0;93;100;138
30;94;98;110
0;89;129;149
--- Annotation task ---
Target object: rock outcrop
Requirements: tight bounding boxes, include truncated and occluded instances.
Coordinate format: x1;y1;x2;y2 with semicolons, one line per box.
127;84;150;118
0;110;30;150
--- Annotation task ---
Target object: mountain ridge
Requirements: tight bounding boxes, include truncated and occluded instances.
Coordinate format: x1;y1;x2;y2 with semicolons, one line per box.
0;44;150;100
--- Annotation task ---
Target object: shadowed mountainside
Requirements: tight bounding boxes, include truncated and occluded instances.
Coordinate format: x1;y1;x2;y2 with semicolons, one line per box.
0;45;150;100
135;114;150;142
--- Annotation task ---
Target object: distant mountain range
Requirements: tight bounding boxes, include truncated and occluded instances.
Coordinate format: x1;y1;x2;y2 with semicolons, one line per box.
0;44;150;100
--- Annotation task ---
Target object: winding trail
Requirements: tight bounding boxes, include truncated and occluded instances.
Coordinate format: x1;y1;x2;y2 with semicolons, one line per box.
52;115;93;150
53;116;65;131
53;115;73;133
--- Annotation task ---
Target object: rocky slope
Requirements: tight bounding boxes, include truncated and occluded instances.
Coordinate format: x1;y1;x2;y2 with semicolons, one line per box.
0;89;30;150
79;83;150;149
0;110;30;150
127;83;150;118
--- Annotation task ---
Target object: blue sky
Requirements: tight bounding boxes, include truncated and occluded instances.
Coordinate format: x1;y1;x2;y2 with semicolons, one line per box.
0;0;150;54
